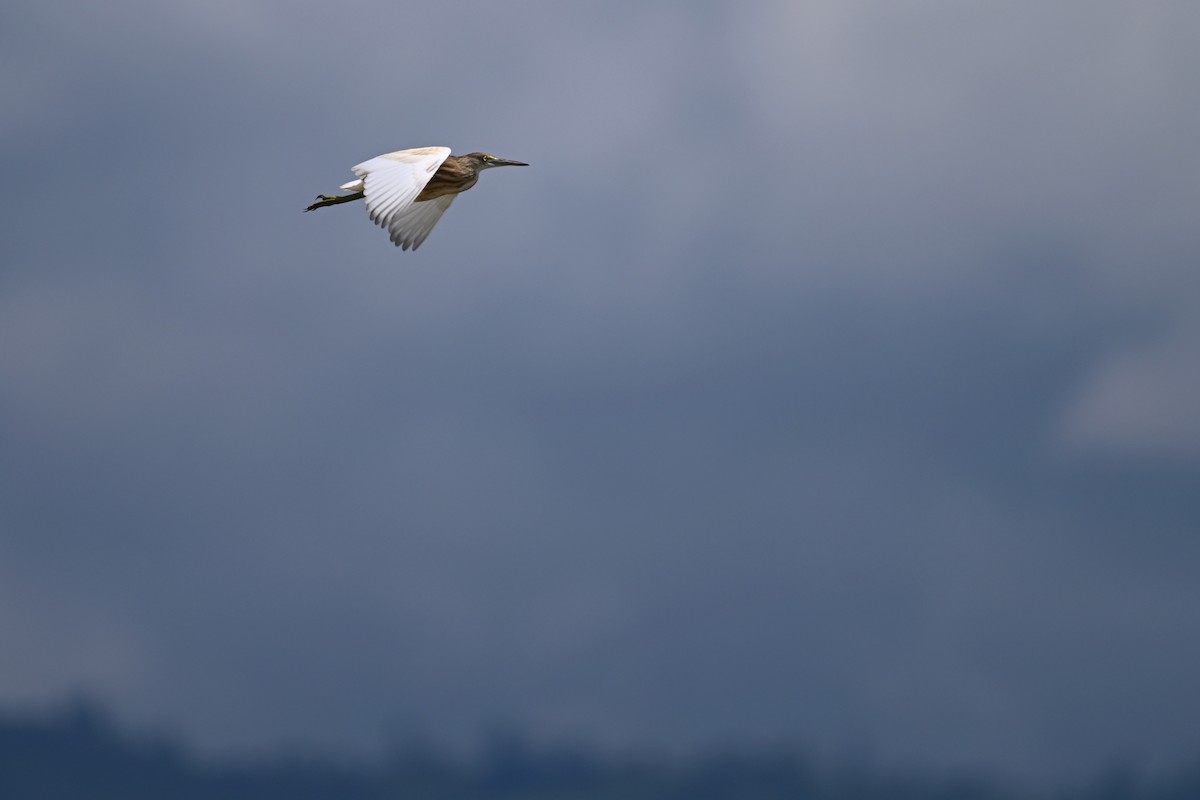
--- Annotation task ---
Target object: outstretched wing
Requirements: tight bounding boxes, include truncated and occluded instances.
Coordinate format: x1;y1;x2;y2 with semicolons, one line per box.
351;147;452;248
387;195;456;251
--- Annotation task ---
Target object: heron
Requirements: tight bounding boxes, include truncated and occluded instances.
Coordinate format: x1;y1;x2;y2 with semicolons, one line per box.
305;147;527;250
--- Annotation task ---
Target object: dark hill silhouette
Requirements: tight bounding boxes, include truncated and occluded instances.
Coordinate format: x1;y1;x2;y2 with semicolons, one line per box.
1;700;1197;799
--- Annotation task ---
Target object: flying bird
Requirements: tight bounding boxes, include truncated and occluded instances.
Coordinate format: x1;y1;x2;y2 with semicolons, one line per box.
306;146;528;250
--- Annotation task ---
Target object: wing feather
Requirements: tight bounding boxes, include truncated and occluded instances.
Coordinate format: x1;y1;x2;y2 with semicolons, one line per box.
351;147;451;238
388;195;456;251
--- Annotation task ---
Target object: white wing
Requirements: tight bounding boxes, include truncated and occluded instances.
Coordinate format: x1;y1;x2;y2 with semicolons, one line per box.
351;147;452;248
387;195;456;251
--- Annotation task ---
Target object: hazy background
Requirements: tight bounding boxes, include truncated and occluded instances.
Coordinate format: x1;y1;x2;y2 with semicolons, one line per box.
2;0;1198;786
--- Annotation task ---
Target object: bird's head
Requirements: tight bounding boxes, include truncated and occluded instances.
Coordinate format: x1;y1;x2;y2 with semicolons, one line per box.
467;152;529;170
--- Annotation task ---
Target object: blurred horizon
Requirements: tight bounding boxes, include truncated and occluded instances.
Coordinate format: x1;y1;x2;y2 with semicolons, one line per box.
3;696;1198;799
3;0;1199;788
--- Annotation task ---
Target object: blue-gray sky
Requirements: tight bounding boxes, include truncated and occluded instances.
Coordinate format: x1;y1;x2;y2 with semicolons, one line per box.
2;0;1199;784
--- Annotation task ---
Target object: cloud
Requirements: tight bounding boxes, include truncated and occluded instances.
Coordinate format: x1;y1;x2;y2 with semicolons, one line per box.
1060;321;1200;456
2;0;1199;784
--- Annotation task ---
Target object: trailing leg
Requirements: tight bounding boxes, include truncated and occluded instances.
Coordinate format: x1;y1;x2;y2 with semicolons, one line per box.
305;191;365;212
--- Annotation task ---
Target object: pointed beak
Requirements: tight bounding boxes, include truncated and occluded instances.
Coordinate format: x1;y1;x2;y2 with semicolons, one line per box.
491;157;528;167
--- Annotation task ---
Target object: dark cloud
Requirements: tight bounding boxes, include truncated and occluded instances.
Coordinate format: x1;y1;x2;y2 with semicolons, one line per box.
2;0;1198;784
